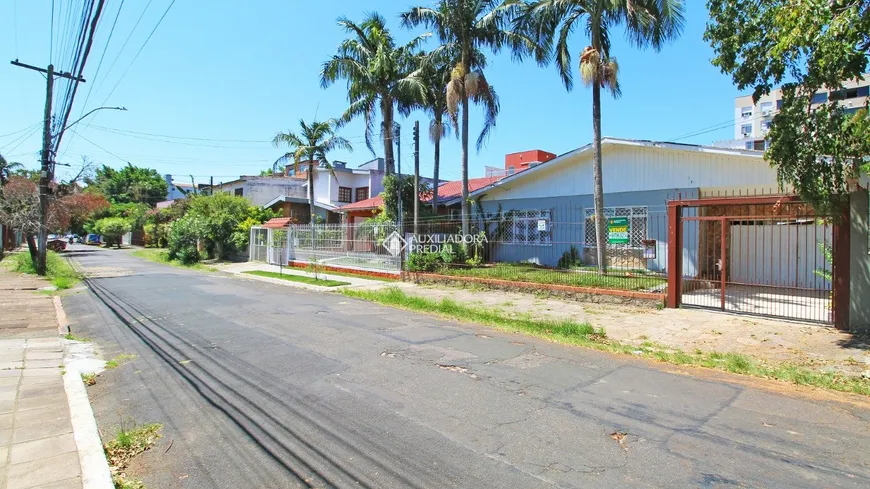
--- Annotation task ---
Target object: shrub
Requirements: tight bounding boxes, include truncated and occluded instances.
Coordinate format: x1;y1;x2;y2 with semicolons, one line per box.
167;215;205;264
94;217;132;248
557;246;582;269
407;251;443;272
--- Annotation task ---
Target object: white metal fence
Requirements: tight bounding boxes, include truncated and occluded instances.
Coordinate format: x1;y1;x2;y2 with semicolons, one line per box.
249;222;402;273
249;226;290;266
289;222;402;273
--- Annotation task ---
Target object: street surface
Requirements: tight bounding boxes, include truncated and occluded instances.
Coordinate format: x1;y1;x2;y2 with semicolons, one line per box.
61;245;870;489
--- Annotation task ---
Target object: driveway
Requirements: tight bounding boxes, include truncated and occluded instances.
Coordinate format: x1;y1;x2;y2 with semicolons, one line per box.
61;245;870;488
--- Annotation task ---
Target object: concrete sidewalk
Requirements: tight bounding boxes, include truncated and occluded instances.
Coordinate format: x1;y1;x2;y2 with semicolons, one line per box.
0;267;110;489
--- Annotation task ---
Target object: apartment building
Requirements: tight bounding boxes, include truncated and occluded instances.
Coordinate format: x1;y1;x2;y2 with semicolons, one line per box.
728;74;869;150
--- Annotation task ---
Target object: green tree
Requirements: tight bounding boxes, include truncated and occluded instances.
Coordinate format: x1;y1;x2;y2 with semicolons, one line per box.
382;174;433;223
86;164;168;206
401;0;546;234
94;217;132;249
321;12;427;175
705;0;870;214
186;193;252;260
413;51;454;212
518;0;684;272
272;119;352;222
0;154;24;186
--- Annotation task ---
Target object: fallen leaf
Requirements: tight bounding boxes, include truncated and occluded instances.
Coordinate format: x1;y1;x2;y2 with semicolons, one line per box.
610;431;629;451
179;360;191;365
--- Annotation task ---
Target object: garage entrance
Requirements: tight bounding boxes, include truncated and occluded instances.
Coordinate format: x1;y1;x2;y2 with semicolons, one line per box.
667;195;847;326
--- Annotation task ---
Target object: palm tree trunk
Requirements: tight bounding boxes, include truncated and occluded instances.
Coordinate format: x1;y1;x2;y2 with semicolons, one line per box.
432;116;441;214
460;100;470;236
382;105;395;176
307;158;315;224
592;80;607;274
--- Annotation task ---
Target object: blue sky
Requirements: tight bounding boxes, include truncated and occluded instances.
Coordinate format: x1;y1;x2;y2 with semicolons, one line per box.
1;1;746;186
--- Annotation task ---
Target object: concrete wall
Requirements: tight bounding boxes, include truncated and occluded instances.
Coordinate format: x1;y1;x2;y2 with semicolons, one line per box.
477;188;698;271
243;178;306;207
850;189;870;331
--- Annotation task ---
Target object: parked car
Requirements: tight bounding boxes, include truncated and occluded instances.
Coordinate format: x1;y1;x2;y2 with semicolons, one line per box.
85;234;101;245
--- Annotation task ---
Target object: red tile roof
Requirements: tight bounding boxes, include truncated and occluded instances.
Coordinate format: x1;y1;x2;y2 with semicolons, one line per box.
337;175;505;212
263;217;295;228
340;195;384;211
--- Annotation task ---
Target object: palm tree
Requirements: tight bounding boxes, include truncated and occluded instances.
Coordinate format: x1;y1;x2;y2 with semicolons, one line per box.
414;52;454;212
321;13;427;176
401;0;546;234
272;119;353;223
0;154;24;186
519;0;685;272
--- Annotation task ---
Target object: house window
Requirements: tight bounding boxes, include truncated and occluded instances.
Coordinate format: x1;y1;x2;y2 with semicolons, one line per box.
811;92;828;104
745;141;754;150
760;101;773;114
584;207;648;249
741;124;752;137
503;209;552;246
831;87;866;100
741;106;752;118
776;99;783;110
234;188;243;197
754;140;767;151
858;86;869;98
338;187;352;203
355;187;369;202
761;120;772;132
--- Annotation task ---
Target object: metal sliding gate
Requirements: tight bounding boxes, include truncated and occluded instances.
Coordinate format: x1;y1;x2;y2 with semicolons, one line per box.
670;196;836;324
249;226;290;266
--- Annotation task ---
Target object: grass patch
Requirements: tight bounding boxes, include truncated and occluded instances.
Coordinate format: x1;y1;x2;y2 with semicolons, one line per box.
4;251;80;289
436;262;666;292
131;249;216;272
105;423;162;489
64;332;89;342
341;287;604;344
243;270;350;287
81;372;96;386
343;287;870;397
106;353;136;369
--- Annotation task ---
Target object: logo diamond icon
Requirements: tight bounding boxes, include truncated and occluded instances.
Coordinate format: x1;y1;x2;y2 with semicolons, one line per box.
383;231;406;257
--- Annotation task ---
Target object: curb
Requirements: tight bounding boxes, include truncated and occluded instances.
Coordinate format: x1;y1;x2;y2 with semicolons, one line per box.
57;296;114;489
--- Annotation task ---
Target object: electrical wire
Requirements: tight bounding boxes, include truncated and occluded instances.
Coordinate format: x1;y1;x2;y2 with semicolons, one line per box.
76;0;126;123
0;122;42;139
100;0;177;105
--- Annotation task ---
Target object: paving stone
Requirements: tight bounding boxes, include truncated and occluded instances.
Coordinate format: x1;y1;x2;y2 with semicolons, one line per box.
6;451;81;489
0;400;15;414
10;432;77;465
16;393;69;412
0;428;11;445
0;412;13;430
0;446;7;468
0;377;21;386
13;405;69;428
21;368;61;378
23;360;63;369
37;477;83;489
0;390;16;402
0;370;22;378
12;417;73;444
18;376;63;390
16;386;59;400
24;351;63;361
0;362;23;370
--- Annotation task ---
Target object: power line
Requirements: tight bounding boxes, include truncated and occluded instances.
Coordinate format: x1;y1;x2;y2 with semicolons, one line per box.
71;129;127;163
0;125;42;154
77;0;126;122
0;122;42;139
100;0;177;105
91;0;153;96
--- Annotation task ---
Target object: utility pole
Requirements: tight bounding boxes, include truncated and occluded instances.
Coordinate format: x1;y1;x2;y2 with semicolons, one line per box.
210;176;214;196
395;124;402;231
11;61;85;275
413;120;420;235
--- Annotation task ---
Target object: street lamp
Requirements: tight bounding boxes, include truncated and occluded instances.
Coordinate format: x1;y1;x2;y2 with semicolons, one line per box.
52;106;127;147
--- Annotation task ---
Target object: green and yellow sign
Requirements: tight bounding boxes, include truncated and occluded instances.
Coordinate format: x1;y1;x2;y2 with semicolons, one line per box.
607;217;629;244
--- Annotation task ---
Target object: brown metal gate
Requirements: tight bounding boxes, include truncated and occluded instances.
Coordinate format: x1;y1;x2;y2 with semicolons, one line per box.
668;195;843;325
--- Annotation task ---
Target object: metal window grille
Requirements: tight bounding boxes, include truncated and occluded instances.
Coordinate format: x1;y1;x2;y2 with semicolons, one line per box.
338;187;352;203
504;209;552;246
584;206;648;249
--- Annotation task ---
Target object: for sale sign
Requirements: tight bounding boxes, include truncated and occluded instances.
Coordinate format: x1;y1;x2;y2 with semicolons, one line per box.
607;217;629;245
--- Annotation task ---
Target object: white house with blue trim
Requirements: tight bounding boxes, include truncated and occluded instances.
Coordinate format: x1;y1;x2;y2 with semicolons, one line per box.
469;138;783;274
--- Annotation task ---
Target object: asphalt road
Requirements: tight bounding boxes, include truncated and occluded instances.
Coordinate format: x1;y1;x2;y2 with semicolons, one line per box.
61;245;870;489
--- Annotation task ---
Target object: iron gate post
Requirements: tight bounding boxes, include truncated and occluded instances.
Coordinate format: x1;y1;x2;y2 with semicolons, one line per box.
720;217;728;311
832;201;851;330
667;203;682;308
